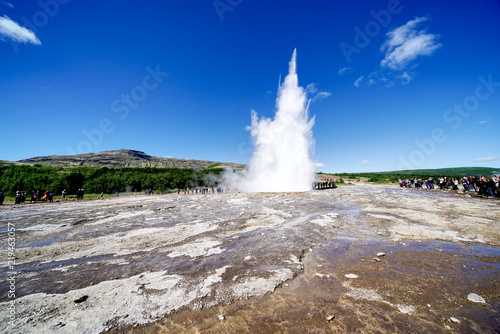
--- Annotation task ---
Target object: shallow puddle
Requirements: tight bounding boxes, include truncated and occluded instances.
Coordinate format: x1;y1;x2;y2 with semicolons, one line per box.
1;186;498;333
18;234;70;247
120;239;500;334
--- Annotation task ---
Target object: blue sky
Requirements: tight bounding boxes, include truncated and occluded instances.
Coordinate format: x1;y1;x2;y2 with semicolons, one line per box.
1;0;499;173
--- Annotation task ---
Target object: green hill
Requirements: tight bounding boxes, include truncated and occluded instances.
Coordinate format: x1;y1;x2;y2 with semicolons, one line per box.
8;149;244;169
382;167;499;177
322;167;500;183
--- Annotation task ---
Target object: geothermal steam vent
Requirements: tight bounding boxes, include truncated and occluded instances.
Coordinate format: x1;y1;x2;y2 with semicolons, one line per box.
225;50;316;192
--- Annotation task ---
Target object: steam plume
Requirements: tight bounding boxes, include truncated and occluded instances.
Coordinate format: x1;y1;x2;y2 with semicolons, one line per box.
225;49;316;192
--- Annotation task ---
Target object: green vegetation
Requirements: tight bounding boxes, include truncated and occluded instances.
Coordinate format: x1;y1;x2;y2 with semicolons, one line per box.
0;165;223;196
208;163;221;168
321;167;499;184
382;167;498;177
2;165;497;197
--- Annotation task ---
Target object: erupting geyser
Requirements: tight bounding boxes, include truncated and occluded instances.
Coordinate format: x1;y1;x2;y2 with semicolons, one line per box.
225;49;317;192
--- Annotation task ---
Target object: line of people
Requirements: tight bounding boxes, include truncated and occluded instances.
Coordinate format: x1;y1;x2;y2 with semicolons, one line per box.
10;190;55;204
314;179;337;190
177;186;229;195
398;175;499;198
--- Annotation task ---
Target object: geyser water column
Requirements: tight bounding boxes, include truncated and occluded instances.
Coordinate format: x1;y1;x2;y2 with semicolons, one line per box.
229;49;316;192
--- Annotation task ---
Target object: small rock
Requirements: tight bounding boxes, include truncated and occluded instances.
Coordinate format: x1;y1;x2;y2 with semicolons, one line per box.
345;274;358;279
449;317;460;323
218;314;225;321
315;273;324;278
73;295;88;303
464;194;471;198
467;293;486;304
373;258;381;262
326;314;335;322
317;264;323;268
377;252;385;257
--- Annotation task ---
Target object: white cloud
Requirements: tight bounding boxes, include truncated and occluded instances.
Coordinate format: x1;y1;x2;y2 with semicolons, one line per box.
473;157;499;162
338;67;350;74
1;2;13;8
311;91;331;102
359;160;372;164
478;119;490;124
306;83;318;94
0;15;41;45
354;76;363;88
400;72;412;84
306;83;331;103
315;162;325;168
381;17;441;70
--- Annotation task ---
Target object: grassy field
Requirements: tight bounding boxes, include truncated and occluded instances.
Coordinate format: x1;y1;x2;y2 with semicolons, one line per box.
1;166;498;203
319;167;499;184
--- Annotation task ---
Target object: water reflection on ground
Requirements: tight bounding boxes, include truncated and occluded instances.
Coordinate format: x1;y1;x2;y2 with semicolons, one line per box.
0;184;498;333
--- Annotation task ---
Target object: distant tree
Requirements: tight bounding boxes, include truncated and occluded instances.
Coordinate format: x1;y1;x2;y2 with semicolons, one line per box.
62;171;84;194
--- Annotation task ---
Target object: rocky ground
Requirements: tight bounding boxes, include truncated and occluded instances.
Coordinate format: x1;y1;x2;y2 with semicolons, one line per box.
1;184;499;333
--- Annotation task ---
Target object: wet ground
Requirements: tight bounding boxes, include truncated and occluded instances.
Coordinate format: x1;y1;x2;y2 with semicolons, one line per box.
1;184;499;333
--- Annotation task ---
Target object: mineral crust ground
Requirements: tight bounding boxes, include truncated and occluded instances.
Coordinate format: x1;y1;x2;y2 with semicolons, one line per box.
1;184;499;333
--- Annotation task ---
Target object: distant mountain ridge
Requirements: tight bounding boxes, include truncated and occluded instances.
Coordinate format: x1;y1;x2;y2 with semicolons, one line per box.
12;149;245;169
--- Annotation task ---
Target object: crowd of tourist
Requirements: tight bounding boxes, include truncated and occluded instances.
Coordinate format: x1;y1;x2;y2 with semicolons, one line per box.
7;190;56;204
398;175;499;198
315;179;337;189
1;185;231;204
2;175;498;205
177;186;229;195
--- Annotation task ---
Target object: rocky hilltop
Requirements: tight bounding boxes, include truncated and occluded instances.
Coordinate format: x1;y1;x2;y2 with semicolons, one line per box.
15;149;245;169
